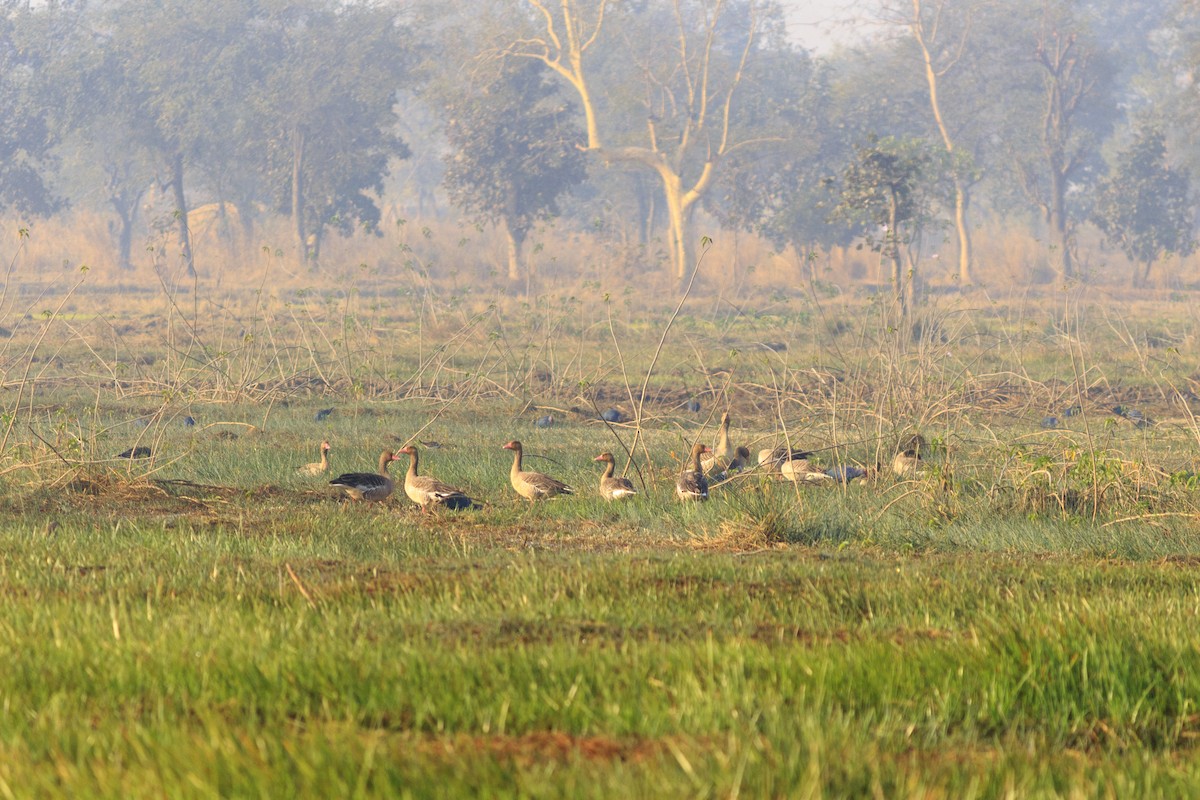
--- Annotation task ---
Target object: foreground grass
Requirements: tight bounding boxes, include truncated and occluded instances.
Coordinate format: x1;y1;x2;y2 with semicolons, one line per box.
3;499;1200;797
4;284;1200;795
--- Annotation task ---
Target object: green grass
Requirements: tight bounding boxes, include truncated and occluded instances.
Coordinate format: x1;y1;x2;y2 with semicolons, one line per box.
4;516;1200;797
4;284;1200;795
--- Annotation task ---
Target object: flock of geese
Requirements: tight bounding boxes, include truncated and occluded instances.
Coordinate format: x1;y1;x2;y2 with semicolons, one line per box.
298;412;931;512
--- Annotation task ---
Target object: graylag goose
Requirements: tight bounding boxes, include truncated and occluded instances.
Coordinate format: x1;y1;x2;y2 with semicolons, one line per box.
701;412;736;473
593;452;637;501
503;440;574;500
891;449;926;476
297;440;332;476
677;443;712;501
329;450;399;502
397;445;478;511
780;457;834;484
758;447;813;471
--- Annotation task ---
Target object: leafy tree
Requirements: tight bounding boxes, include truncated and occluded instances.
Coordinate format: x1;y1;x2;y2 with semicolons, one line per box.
441;60;586;282
1004;0;1117;283
250;0;411;267
832;136;949;316
0;2;66;216
703;53;852;268
102;0;263;277
1091;126;1195;288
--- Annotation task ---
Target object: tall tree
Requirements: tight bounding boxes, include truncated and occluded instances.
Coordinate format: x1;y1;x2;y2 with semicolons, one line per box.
104;0;262;278
441;60;586;282
832;136;949;316
877;0;985;285
509;0;787;282
1007;1;1116;283
0;1;66;216
251;0;411;268
1091;126;1195;288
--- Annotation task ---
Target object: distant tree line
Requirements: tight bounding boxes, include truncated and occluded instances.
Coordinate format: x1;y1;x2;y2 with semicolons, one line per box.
0;0;1197;307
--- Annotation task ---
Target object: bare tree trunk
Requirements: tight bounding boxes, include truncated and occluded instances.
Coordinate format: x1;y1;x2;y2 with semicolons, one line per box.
953;182;972;284
910;0;974;285
503;221;526;283
662;173;689;282
169;153;195;278
1049;167;1073;281
887;192;902;316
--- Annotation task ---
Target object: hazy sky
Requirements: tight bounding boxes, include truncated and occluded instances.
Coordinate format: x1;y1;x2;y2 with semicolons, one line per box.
782;0;873;51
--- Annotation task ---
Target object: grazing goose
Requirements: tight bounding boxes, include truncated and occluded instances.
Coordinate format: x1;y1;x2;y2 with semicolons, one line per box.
899;433;928;457
701;412;736;473
780;457;835;484
329;450;399;502
297;440;332;476
593;452;637;501
709;446;753;482
397;445;478;511
677;443;712;502
757;447;813;471
503;440;574;500
891;449;925;477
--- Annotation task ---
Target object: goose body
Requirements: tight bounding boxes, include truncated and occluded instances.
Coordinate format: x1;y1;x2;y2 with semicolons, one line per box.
780;458;834;484
297;440;332;476
758;447;814;471
329;450;399;502
398;445;477;510
891;450;925;477
677;443;712;501
701;412;736;473
593;452;637;501
503;440;574;500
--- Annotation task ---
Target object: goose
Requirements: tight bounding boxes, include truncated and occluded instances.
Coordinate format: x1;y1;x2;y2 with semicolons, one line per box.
297;440;332;476
701;412;736;473
891;449;925;477
677;443;712;501
503;440;574;500
780;457;834;484
758;447;813;471
397;445;478;511
329;450;399;502
593;452;637;501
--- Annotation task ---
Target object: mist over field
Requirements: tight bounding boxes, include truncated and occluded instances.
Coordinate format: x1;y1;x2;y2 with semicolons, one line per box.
0;0;1196;301
9;3;1200;796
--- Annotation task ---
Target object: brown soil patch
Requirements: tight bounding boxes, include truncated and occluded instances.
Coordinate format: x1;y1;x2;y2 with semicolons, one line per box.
419;731;676;766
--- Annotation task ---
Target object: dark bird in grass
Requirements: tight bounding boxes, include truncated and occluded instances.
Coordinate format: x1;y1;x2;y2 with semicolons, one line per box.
534;414;555;428
183;416;196;427
117;446;151;459
685;398;702;413
601;408;625;423
1113;405;1155;428
1063;405;1082;417
314;408;334;422
1041;416;1059;429
825;465;869;483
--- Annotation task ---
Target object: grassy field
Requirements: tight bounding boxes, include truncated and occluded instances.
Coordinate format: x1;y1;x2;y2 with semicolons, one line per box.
3;271;1200;797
